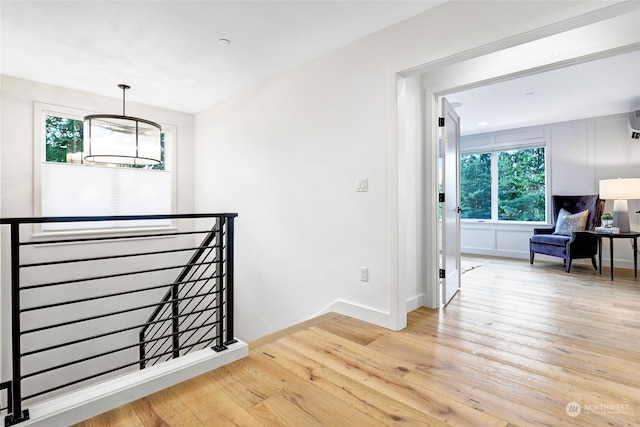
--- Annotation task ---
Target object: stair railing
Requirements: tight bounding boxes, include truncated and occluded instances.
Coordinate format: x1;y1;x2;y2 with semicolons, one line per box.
0;213;237;426
139;215;237;369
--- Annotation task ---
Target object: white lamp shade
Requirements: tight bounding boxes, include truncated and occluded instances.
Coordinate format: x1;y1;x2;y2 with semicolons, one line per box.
599;178;640;200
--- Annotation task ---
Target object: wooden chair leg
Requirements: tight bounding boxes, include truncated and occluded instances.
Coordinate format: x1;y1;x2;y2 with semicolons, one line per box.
530;251;534;265
566;258;572;273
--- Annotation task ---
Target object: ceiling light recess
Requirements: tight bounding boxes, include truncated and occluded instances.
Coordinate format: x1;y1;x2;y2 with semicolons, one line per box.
83;84;162;166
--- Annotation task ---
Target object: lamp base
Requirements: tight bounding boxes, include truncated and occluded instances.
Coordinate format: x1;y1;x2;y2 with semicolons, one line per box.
612;199;631;233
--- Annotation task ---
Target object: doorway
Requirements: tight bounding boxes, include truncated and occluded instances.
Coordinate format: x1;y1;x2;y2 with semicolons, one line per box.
395;3;640;320
443;49;640;283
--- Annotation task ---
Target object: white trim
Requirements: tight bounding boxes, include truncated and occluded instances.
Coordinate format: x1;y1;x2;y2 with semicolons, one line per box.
462;248;529;260
319;300;392;330
386;70;402;331
460;132;548;155
19;341;248;426
406;294;426;313
30;226;179;244
460;146;547;223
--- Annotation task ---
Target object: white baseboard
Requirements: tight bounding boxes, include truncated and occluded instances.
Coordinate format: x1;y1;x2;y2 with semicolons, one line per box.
462;247;529;259
406;293;426;312
19;340;248;426
319;300;392;330
467;249;639;271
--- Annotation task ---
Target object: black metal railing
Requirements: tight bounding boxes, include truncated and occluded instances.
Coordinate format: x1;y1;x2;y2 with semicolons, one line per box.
0;213;237;426
139;217;236;368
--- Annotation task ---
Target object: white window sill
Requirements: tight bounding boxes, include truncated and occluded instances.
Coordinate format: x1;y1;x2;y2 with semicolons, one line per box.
461;220;548;229
31;225;179;245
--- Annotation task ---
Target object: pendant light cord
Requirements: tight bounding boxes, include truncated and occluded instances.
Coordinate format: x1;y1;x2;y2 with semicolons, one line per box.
118;84;131;116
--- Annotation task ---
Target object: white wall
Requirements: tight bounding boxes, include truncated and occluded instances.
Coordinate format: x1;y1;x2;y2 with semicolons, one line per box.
461;113;640;269
0;75;196;400
193;0;618;341
554;113;640;268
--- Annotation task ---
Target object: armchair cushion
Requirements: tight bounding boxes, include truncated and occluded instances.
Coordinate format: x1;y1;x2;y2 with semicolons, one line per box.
530;234;571;246
553;208;589;236
532;227;554;235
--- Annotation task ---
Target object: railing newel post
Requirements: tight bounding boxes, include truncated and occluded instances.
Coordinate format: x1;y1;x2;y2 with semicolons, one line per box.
212;216;228;352
225;215;237;346
6;221;30;425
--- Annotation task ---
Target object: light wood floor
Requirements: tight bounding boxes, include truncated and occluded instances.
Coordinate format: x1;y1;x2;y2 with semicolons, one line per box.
75;256;640;426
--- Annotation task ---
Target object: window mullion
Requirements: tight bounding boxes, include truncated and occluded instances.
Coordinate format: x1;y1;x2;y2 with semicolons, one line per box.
491;152;499;221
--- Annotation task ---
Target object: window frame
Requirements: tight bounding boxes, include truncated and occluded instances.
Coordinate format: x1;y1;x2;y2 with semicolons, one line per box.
460;134;550;224
33;102;177;237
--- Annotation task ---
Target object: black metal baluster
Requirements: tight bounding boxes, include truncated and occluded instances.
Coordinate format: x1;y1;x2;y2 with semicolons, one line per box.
171;281;180;359
138;329;147;370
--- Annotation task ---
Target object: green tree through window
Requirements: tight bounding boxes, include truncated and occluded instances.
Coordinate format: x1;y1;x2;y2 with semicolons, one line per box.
460;153;491;219
45;116;83;162
498;147;545;221
460;147;546;222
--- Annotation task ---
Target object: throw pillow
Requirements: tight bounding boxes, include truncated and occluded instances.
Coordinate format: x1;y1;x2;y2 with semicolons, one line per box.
553;208;589;236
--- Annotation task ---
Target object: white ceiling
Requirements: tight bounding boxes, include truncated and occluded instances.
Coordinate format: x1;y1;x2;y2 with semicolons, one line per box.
2;1;639;131
447;48;640;135
0;0;444;114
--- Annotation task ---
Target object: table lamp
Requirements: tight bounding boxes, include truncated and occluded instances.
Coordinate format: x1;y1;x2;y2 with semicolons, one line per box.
599;177;640;232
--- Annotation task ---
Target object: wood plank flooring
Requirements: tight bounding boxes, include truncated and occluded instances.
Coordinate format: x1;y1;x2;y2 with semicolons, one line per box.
74;256;640;426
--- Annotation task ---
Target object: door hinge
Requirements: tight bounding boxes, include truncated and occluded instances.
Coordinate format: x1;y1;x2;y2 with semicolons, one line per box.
439;269;446;279
439;192;445;203
438;117;445;127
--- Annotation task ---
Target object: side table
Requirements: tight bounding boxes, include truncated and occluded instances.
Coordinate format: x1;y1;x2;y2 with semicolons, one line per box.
590;231;640;280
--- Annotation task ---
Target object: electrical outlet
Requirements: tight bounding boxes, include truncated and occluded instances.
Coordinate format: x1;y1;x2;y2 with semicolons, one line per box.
360;267;369;282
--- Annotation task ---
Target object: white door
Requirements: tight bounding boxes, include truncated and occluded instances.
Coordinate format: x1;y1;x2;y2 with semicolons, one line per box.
441;98;461;305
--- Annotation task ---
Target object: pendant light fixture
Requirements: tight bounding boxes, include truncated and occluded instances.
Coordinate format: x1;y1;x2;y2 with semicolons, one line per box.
83;84;162;166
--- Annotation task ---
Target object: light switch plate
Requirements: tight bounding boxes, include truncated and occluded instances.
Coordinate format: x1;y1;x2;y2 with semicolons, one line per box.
360;267;369;282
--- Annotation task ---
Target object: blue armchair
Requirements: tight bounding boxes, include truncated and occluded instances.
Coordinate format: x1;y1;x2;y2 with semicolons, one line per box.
529;195;605;273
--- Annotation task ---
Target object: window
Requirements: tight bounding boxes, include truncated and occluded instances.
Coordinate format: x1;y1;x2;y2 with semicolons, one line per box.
497;147;545;221
45;115;84;163
44;115;166;170
460;153;491;219
460;141;546;222
35;103;175;232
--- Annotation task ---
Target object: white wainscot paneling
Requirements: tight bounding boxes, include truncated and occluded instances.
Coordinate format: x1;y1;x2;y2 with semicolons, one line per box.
496;229;532;254
461;221;538;259
461;227;494;251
